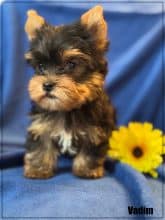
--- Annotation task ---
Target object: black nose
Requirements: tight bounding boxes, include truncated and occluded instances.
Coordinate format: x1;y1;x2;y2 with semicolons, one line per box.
43;82;55;92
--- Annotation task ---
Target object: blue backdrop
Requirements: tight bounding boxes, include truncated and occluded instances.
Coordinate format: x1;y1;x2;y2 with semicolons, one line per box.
1;1;164;219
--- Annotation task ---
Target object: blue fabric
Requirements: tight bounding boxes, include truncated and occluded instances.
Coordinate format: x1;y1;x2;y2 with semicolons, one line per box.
1;1;164;219
1;159;165;219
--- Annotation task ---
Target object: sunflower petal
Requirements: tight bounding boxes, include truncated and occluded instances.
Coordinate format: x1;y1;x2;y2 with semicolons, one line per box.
149;170;158;178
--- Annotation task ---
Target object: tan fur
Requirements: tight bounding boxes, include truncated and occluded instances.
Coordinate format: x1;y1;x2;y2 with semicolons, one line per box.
28;117;51;140
28;113;78;155
24;5;115;180
25;10;45;40
63;49;91;62
24;52;32;60
87;126;107;146
24;146;58;179
28;75;46;103
28;111;107;159
28;74;103;111
63;49;83;57
29;113;65;139
81;5;107;50
73;154;105;178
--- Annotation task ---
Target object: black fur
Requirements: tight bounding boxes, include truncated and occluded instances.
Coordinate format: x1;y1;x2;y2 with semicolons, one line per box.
26;22;108;78
24;15;116;179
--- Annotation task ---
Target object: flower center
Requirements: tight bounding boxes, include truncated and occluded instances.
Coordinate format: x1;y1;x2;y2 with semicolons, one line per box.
132;146;143;158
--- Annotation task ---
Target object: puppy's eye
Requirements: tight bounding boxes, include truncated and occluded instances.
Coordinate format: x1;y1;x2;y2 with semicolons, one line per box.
38;63;45;74
66;61;77;69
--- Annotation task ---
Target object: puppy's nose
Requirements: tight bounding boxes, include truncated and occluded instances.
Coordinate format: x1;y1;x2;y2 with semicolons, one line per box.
43;82;55;92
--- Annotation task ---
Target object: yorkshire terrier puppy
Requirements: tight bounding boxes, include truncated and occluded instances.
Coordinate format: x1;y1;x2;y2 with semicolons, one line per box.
24;5;116;179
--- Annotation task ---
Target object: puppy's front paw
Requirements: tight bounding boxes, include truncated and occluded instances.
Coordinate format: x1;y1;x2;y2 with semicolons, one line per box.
86;166;104;178
24;165;55;179
73;155;104;179
73;166;104;179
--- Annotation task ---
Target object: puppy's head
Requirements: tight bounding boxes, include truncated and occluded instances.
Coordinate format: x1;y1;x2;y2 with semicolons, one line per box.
25;6;109;111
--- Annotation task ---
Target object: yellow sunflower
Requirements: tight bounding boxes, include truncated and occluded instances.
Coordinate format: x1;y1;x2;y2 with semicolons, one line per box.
108;122;165;178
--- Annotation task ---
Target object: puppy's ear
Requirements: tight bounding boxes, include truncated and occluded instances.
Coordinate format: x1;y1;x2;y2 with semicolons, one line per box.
25;10;45;40
81;5;108;50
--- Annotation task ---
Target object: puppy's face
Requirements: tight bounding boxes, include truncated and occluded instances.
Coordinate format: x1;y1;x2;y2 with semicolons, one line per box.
25;6;108;111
